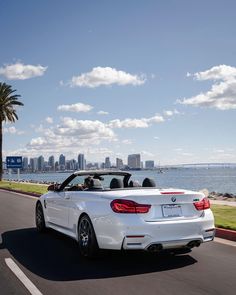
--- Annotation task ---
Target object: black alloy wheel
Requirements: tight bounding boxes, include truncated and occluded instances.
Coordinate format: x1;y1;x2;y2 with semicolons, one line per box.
35;202;46;232
78;215;99;258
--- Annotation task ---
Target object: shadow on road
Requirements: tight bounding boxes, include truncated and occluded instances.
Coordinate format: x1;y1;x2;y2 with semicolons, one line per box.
0;228;197;281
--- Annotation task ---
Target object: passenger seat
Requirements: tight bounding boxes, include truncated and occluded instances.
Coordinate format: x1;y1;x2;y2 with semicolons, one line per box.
142;178;156;187
110;178;123;189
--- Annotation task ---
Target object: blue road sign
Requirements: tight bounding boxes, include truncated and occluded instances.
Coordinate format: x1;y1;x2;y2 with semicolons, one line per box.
6;156;23;169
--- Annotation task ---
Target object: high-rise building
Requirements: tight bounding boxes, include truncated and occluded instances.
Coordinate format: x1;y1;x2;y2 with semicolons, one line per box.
59;154;66;170
78;154;85;170
127;154;141;169
116;158;124;170
105;157;111;169
94;162;99;169
55;161;59;171
30;158;38;172
37;155;44;171
72;159;77;170
66;159;77;170
22;157;28;171
145;160;155;169
48;155;55;171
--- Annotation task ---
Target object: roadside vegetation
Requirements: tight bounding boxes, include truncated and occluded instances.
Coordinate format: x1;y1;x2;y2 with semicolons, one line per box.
211;204;236;231
0;181;235;231
0;180;48;195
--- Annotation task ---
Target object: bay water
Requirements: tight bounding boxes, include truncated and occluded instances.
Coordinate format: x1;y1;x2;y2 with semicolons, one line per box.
3;167;236;194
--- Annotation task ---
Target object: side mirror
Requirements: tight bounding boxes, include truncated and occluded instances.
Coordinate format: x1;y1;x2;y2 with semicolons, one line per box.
47;183;60;191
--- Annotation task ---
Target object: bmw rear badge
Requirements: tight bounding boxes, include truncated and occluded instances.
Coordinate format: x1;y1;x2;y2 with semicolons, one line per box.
171;196;176;202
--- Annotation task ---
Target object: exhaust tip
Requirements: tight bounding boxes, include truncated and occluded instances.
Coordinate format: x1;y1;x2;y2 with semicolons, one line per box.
187;240;201;249
147;244;163;252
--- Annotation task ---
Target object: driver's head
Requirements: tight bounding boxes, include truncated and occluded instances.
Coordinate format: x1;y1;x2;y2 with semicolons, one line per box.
84;176;92;187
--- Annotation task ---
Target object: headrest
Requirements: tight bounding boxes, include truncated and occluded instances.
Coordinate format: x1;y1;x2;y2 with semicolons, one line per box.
88;178;103;190
110;178;123;189
129;180;141;187
142;178;156;187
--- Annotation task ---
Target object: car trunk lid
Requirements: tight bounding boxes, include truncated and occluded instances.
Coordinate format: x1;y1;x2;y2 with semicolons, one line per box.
105;188;205;221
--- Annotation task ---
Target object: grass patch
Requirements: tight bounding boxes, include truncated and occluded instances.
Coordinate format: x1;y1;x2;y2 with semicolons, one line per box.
0;180;48;195
211;205;236;231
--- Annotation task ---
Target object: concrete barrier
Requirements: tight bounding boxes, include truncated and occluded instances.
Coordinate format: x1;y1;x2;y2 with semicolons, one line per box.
215;228;236;242
0;187;41;198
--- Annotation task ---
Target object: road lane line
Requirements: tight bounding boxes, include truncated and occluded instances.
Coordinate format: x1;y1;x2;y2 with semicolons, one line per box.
5;258;43;295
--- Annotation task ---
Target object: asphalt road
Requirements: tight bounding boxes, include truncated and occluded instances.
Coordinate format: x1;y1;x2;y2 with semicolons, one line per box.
0;190;236;295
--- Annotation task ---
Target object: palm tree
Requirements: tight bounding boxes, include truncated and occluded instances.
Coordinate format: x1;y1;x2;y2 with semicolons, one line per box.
0;82;24;180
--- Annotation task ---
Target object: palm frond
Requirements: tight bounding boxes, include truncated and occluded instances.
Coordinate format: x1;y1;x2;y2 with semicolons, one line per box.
0;82;23;122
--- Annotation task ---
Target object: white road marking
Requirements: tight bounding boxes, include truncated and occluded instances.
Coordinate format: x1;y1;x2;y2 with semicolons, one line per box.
5;258;43;295
214;237;236;247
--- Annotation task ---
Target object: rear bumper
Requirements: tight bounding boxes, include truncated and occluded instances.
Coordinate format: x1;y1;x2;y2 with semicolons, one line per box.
94;209;215;250
123;233;215;251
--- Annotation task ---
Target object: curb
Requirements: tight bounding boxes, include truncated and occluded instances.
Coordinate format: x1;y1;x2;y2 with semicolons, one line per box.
0;187;41;198
215;228;236;242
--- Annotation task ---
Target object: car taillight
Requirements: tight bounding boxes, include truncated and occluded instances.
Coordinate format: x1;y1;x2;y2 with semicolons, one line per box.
193;197;210;210
110;199;151;214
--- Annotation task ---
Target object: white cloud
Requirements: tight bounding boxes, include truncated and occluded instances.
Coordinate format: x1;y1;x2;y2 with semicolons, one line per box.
24;111;167;157
148;115;165;123
122;139;133;145
57;103;93;113
193;65;236;81
97;110;109;115
0;62;47;80
209;152;235;161
174;148;183;152
108;114;164;129
178;65;236;110
180;152;193;157
4;126;24;135
35;124;46;133
56;117;115;139
45;117;53;124
163;109;179;117
141;150;154;157
109;118;149;128
87;147;113;156
69;66;146;87
27;116;116;155
214;149;225;153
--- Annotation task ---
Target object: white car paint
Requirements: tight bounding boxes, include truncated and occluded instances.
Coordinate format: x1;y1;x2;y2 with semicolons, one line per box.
37;171;215;251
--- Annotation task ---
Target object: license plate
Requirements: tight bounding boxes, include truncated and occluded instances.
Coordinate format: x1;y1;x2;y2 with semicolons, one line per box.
162;204;182;217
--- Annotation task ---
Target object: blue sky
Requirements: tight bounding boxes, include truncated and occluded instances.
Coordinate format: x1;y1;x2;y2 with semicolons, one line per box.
1;0;236;165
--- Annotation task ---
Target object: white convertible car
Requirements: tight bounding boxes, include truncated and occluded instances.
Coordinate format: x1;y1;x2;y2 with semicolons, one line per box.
35;170;215;258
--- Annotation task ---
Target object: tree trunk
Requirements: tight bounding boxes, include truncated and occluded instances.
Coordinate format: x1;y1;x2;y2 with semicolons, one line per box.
0;120;2;181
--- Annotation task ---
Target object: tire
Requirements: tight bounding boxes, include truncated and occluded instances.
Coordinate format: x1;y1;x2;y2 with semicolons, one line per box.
78;215;99;258
35;201;47;232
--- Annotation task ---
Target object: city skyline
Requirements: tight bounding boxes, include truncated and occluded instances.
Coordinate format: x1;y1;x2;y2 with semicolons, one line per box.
5;153;157;172
1;1;236;165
